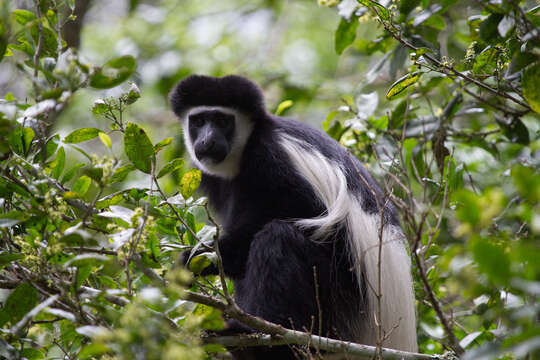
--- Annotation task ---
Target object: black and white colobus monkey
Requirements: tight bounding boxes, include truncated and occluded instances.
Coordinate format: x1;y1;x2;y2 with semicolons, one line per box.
169;75;417;359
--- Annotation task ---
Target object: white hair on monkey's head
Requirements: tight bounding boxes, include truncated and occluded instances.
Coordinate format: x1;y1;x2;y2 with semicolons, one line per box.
181;106;254;179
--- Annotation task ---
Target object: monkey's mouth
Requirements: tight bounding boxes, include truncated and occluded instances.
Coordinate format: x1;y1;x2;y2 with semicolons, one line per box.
195;149;227;164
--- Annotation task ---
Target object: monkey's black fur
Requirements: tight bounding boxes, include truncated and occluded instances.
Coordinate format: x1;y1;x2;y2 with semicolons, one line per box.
170;75;401;360
170;75;267;120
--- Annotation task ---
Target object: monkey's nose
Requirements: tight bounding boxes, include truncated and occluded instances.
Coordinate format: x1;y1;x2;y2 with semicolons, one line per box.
194;140;226;163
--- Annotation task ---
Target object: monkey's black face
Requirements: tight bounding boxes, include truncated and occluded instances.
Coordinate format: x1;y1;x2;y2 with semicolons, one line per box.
188;110;235;163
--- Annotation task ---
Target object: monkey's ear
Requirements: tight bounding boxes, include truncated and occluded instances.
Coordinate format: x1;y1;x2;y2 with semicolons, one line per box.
169;74;267;120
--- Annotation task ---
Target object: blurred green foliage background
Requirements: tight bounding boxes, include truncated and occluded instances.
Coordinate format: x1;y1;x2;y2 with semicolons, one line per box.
0;0;539;359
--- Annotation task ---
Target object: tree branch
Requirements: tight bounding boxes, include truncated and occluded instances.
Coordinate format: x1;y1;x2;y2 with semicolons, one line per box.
184;291;442;360
203;334;442;360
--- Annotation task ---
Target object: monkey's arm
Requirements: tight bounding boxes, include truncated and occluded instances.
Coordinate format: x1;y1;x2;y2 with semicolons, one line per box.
180;209;269;278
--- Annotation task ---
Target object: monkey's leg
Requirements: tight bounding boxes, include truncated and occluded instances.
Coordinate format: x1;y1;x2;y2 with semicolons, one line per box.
230;220;329;360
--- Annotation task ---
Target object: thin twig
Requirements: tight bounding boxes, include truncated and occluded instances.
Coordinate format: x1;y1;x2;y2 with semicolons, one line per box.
373;14;532;111
204;202;233;303
313;266;323;356
32;0;44;97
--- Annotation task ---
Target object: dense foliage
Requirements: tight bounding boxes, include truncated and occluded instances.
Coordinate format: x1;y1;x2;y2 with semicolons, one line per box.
0;0;538;359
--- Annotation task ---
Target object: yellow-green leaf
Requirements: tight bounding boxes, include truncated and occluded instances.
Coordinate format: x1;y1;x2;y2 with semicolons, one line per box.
189;254;213;275
98;132;112;149
157;158;184;179
12;9;36;25
523;62;540;114
73;175;92;196
51;146;65;180
385;71;421;99
64;128;101;143
180;169;202;199
275;100;293;115
154;137;173;153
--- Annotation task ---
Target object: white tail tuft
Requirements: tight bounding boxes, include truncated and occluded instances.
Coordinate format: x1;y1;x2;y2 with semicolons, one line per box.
279;134;417;352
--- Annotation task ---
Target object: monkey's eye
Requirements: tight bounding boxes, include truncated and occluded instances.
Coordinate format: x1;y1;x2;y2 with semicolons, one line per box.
215;117;229;128
189;116;205;127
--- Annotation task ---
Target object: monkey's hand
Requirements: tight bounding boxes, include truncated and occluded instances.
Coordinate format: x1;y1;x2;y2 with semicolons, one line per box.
177;248;219;276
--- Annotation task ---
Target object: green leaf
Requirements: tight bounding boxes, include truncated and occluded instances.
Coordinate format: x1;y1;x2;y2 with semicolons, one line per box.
357;0;390;20
78;343;110;359
61;162;86;184
75;265;92;290
157;158;184;179
180;169;202;199
21;348;44;360
9;127;34;155
479;13;503;43
511;164;540;204
454;189;481;226
0;24;7;64
51;146;65;180
12;9;36;25
147;233;160;258
98;132;112;149
322;111;339;132
275;100;293;115
385;71;421;99
398;0;420;16
182;211;198;246
389;100;408;129
23;127;34;154
73;176;92;196
154;137;173;153
369;115;388;130
123;83;140;104
189;254;213;274
84;167;103;182
64;128;102;143
0;253;24;269
470;237;510;285
110;164;136;183
45;134;60;159
124;123;154;174
194;303;224;330
0;211;28;228
45;9;57;27
523;62;540;114
423;14;446;30
92;99;108;115
473;47;498;74
65;254;110;268
95;192;124;208
335;18;358;55
90;55;136;89
444;157;463;193
29;21;59;58
0;282;38;327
